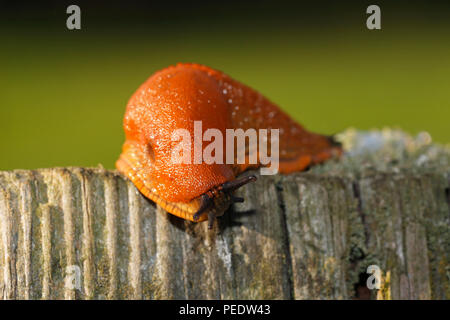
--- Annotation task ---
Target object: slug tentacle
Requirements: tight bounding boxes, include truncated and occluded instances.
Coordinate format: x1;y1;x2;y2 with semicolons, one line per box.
192;194;213;222
232;196;244;203
221;175;257;192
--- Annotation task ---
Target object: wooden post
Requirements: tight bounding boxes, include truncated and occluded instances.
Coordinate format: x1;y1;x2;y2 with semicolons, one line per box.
0;129;449;299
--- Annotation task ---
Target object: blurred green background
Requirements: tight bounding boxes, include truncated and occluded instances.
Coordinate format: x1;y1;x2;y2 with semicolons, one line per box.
0;1;449;170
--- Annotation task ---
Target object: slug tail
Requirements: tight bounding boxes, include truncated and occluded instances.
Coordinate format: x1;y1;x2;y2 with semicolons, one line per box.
326;134;342;149
276;132;342;174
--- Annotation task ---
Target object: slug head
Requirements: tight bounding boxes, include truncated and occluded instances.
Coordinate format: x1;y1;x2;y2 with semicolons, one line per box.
193;175;257;229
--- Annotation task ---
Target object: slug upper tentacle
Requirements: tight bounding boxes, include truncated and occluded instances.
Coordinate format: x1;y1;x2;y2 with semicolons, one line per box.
116;63;342;228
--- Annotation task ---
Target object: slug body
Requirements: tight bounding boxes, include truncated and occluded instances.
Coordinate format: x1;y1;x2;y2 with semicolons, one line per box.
116;63;341;227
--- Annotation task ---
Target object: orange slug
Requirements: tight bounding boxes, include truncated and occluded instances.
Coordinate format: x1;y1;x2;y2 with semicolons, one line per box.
116;63;342;228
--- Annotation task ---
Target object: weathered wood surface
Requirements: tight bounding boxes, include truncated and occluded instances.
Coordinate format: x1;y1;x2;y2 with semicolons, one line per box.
0;129;449;299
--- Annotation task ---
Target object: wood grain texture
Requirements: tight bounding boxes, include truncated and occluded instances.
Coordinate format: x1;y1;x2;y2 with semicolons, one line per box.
0;130;449;300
